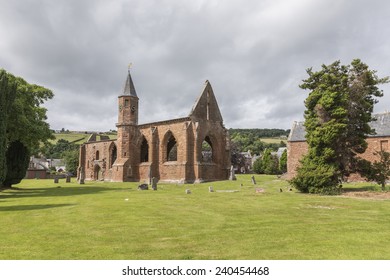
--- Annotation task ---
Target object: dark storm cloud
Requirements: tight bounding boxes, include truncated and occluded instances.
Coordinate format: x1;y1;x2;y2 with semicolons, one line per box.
1;0;390;131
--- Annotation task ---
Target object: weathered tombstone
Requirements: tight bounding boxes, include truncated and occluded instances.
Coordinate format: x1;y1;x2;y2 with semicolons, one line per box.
66;176;71;183
251;175;256;185
138;183;149;190
185;189;191;194
79;166;85;184
151;177;157;191
54;177;59;183
229;165;237;181
148;166;152;185
279;188;283;192
208;186;214;192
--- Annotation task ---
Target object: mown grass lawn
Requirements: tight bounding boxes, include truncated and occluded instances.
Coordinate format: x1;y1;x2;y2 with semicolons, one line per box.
1;175;389;260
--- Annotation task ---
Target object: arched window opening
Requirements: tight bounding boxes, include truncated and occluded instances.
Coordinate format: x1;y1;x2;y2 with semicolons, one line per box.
167;135;178;161
109;145;117;168
140;138;149;162
96;150;100;160
201;136;213;162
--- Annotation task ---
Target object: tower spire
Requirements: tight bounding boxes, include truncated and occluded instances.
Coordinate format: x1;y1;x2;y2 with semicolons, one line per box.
122;63;137;97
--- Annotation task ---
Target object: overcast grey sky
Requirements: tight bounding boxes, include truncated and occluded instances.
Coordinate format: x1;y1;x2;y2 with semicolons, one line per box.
1;0;390;131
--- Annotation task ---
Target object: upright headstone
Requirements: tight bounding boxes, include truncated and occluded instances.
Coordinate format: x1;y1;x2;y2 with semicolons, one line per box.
151;177;157;191
251;175;256;185
66;176;71;183
54;177;59;183
185;189;191;194
148;166;152;185
208;186;214;192
229;165;237;181
79;166;85;184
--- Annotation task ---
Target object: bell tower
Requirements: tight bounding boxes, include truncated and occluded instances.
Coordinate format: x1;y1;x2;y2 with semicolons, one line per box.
117;69;138;126
115;68;140;181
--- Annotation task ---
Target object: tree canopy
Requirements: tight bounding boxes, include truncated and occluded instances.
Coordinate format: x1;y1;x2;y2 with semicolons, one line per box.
290;59;389;194
229;128;288;155
0;69;53;188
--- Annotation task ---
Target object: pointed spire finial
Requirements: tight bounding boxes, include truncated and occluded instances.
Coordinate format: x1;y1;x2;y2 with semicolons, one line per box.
122;64;137;97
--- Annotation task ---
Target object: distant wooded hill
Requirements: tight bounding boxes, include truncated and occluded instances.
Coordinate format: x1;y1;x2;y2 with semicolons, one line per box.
229;128;290;138
229;128;290;155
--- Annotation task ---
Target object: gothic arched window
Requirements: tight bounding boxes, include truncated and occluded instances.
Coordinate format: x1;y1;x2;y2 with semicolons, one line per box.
109;144;117;168
140;137;149;162
166;134;178;161
201;136;213;162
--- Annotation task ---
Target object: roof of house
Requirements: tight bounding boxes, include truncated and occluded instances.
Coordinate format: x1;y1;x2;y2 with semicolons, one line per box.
288;112;390;142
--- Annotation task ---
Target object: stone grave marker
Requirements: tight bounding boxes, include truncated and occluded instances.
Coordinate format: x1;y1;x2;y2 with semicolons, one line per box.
251;175;256;185
229;165;237;181
151;177;157;191
78;166;85;184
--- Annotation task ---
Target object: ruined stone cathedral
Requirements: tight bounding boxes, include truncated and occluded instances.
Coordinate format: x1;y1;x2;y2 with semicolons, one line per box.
78;70;231;183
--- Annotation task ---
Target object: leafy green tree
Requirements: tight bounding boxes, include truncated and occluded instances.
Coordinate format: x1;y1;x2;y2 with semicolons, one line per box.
6;74;54;155
279;149;287;173
229;129;289;155
361;151;390;191
290;59;388;194
2;141;30;188
0;70;15;185
45;139;78;159
62;149;79;175
230;141;246;168
262;149;279;175
0;70;53;188
247;139;265;155
253;157;264;174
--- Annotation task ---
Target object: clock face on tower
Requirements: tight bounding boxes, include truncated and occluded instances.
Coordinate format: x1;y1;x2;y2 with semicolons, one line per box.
131;105;136;112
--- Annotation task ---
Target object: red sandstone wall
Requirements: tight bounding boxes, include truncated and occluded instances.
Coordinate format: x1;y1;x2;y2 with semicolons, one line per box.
287;137;390;181
286;141;308;180
83;140;116;181
80;119;230;183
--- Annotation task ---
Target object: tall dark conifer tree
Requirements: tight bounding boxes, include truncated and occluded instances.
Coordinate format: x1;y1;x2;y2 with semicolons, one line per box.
291;59;389;194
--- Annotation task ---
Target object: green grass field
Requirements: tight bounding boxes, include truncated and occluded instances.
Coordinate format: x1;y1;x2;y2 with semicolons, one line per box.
259;137;287;144
51;133;117;144
1;175;389;260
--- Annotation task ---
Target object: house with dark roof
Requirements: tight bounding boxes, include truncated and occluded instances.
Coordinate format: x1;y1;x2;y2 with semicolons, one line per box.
287;112;390;181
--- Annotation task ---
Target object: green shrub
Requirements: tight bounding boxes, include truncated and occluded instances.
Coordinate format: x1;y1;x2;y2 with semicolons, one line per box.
290;155;341;195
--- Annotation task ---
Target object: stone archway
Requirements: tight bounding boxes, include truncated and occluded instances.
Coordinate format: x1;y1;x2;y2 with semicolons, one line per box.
94;164;102;181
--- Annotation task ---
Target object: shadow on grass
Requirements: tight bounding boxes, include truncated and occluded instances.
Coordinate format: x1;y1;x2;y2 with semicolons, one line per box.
0;186;132;199
342;185;379;193
0;203;75;212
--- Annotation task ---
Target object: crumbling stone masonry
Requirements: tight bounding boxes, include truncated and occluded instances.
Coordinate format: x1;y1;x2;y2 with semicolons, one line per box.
78;70;231;183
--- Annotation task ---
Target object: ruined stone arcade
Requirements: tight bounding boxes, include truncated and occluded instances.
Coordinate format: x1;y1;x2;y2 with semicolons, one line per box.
78;70;231;183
